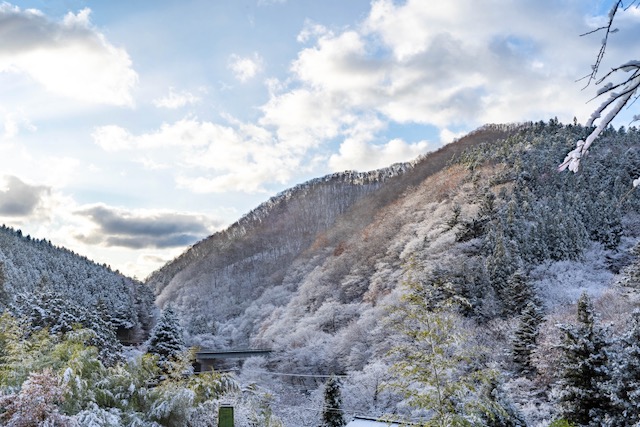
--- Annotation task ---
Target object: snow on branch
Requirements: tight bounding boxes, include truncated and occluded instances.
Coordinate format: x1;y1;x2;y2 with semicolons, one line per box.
559;0;640;178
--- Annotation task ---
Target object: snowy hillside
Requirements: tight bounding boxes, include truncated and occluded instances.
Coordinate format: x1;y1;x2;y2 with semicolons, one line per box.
4;120;638;425
147;120;640;425
0;225;155;342
147;123;520;345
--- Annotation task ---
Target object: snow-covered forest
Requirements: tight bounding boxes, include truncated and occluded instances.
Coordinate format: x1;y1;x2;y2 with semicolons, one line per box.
3;120;640;425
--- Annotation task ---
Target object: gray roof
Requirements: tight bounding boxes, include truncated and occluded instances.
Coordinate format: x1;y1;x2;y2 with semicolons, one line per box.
345;417;405;427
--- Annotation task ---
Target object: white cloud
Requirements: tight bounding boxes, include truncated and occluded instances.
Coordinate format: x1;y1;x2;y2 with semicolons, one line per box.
92;119;215;152
93;0;621;196
329;138;430;172
1;109;36;139
228;53;264;82
258;0;620;168
297;20;329;43
93;118;301;193
0;5;137;106
153;87;201;109
439;128;467;144
0;141;80;189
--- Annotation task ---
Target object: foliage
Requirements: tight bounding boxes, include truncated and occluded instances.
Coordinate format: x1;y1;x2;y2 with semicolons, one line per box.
387;266;516;426
11;290;123;365
321;375;346;427
548;420;576;427
609;309;640;426
0;224;155;342
0;312;240;426
146;305;186;370
0;368;73;426
512;302;544;376
556;292;612;426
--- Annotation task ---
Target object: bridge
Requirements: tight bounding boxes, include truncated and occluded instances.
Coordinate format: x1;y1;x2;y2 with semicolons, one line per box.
195;348;273;372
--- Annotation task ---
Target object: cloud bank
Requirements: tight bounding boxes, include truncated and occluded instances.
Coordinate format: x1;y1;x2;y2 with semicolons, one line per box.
0;4;137;106
74;205;220;249
0;175;50;217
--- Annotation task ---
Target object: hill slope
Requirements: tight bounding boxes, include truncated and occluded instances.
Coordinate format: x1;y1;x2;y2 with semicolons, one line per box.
147;121;640;424
147;123;520;345
0;225;155;341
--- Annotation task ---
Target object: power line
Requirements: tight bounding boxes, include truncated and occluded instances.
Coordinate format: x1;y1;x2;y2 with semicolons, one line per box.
240;368;348;379
199;367;348;379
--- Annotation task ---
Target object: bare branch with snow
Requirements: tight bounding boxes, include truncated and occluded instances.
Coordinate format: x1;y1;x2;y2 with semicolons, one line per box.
559;0;640;175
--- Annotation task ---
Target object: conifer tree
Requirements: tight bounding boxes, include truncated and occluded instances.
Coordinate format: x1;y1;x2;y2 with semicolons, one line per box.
486;225;517;306
556;292;612;426
0;262;7;308
589;191;622;250
146;306;186;363
512;301;543;375
609;309;640;426
321;375;346;427
504;270;534;316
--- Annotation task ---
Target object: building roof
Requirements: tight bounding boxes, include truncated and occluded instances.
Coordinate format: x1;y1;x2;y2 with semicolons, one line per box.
345;416;406;427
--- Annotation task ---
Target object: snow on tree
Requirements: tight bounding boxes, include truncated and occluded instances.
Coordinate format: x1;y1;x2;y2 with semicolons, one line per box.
387;266;516;425
321;375;346;427
512;301;544;376
146;305;186;364
559;0;640;178
0;368;73;426
555;292;613;426
609;309;640;425
10;290;123;365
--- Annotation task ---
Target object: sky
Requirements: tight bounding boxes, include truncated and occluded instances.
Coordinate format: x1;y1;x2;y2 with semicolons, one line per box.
0;0;638;279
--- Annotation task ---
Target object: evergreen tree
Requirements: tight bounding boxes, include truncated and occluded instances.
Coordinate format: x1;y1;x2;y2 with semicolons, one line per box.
321;375;346;427
556;292;612;426
512;301;543;375
609;309;640;426
504;270;534;316
589;191;622;250
146;306;186;363
486;225;517;304
0;261;7;308
10;290;122;365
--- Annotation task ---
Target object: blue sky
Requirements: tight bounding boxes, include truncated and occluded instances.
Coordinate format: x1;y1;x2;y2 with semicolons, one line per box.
0;0;638;278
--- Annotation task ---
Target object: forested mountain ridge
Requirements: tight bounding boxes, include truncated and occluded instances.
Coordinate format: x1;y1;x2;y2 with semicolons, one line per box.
147;123;521;345
0;225;155;343
2;121;640;425
146;120;640;425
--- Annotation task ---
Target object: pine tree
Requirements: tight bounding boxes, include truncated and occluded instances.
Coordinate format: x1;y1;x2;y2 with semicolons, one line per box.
589;191;622;250
486;225;517;305
146;306;186;363
609;309;640;426
10;290;123;365
556;292;612;426
512;301;543;375
321;375;346;427
0;261;7;308
504;270;534;316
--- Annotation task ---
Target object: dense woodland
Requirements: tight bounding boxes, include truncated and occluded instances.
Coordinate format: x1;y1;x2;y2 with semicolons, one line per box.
2;121;640;425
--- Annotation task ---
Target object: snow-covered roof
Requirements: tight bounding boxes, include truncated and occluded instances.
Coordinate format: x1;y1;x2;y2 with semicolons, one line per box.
345;417;404;427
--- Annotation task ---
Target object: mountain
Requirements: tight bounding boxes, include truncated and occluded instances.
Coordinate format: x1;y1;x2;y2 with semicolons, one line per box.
147;123;520;345
0;225;155;342
2;120;639;424
147;120;640;424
